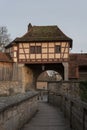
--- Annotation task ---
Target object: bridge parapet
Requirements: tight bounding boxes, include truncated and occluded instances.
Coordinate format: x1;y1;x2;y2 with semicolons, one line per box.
0;91;39;130
48;91;87;130
48;80;80;98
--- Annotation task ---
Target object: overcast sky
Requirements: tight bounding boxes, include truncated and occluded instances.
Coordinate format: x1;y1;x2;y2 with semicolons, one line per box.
0;0;87;53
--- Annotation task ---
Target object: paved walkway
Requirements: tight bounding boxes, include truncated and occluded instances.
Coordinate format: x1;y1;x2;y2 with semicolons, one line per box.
21;101;71;130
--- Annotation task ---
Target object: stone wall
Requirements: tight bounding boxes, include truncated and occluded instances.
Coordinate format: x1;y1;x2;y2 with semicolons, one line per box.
61;81;80;98
48;81;80;98
0;81;23;96
48;81;62;91
48;91;87;130
22;65;34;91
0;63;33;96
0;62;24;96
0;91;39;130
37;82;47;90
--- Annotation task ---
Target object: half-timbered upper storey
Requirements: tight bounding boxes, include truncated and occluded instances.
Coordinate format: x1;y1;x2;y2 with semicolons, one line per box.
5;23;72;63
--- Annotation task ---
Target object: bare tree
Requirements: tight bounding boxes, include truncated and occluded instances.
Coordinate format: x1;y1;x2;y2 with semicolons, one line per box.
0;26;10;52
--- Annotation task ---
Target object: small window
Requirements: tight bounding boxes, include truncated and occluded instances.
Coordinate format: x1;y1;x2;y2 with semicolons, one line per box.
30;46;41;54
36;46;41;54
55;45;61;53
30;46;35;54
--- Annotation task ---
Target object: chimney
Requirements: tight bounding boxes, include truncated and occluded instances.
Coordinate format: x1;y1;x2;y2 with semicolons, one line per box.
28;23;32;32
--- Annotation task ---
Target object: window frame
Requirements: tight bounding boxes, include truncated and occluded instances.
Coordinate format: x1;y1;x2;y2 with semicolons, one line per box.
55;45;61;53
30;46;42;54
36;46;41;54
30;46;35;54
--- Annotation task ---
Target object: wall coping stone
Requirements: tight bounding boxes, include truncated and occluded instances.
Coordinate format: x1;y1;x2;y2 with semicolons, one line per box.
0;91;39;113
49;91;87;109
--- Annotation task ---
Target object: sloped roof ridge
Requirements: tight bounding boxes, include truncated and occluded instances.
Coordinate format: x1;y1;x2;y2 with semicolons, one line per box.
56;25;72;39
6;24;72;48
20;24;72;39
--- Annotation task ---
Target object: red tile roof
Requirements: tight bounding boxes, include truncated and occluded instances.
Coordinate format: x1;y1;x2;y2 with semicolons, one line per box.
0;52;13;62
69;53;87;65
69;53;87;79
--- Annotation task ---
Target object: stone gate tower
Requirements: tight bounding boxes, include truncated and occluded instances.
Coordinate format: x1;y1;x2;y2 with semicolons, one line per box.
5;23;72;91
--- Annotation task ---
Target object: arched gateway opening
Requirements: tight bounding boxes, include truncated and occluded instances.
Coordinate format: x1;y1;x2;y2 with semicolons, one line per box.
37;70;62;90
24;63;64;91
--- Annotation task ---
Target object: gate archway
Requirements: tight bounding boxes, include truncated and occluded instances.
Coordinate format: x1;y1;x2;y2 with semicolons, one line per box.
5;23;72;92
23;63;64;91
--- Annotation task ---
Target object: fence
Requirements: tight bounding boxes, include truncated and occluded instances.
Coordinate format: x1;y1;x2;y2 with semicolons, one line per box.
48;91;87;130
0;62;19;81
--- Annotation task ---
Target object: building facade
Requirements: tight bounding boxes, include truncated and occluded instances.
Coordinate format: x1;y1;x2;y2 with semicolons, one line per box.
5;23;73;90
6;23;72;64
0;23;85;91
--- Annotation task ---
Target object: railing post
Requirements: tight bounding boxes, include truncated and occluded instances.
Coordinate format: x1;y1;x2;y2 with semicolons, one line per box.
83;108;85;130
53;92;54;105
70;101;73;129
60;95;63;111
47;90;49;103
64;97;67;118
83;108;87;130
63;96;67;118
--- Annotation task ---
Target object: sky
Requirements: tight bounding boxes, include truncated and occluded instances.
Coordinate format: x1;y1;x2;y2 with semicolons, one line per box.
0;0;87;53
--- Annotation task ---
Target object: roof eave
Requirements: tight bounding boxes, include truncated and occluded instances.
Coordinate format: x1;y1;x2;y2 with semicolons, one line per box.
5;38;73;48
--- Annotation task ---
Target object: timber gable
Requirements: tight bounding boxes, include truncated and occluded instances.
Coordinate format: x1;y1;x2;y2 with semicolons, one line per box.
5;23;72;64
